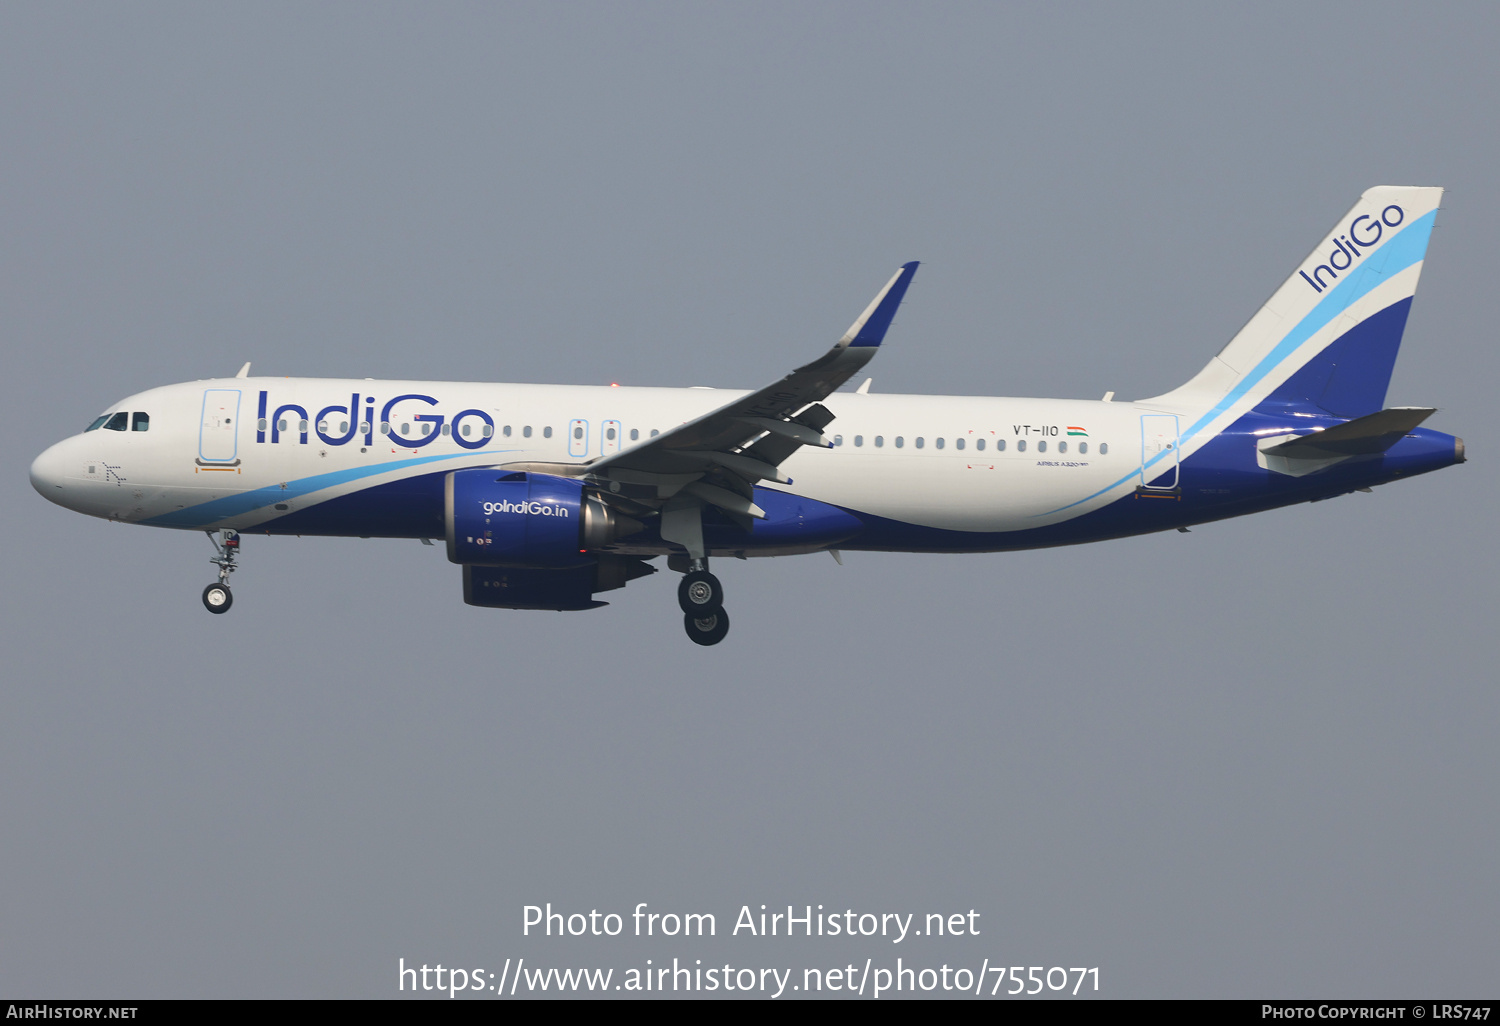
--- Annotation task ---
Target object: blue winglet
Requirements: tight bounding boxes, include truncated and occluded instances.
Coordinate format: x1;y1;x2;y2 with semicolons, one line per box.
846;261;919;348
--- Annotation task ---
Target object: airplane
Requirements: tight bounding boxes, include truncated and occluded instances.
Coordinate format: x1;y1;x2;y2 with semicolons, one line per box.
29;186;1464;646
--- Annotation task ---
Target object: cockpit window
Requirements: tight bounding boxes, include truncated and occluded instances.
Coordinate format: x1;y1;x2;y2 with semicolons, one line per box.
132;412;149;432
103;412;128;432
85;415;110;432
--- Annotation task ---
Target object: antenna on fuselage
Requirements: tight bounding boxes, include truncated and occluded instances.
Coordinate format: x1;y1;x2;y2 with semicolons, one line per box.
235;362;251;379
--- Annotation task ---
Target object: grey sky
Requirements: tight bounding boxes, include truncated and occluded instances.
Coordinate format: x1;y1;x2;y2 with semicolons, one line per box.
2;2;1495;998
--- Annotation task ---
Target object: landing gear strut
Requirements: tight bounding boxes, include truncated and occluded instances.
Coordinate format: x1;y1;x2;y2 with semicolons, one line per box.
202;529;240;614
677;558;729;645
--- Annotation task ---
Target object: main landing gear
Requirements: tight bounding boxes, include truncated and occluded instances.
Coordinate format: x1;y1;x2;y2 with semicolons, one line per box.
202;529;240;614
678;559;729;646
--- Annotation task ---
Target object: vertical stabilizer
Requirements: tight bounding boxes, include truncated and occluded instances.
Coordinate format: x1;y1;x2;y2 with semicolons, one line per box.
1143;187;1442;435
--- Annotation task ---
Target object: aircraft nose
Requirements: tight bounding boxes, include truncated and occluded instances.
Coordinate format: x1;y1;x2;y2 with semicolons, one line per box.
30;441;70;501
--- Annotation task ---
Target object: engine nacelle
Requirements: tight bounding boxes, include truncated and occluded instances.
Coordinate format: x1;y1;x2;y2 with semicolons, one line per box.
445;470;637;567
463;564;604;610
462;555;656;611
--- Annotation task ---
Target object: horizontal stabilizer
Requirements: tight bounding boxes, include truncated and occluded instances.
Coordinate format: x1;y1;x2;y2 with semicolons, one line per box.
1264;407;1435;458
1258;407;1434;477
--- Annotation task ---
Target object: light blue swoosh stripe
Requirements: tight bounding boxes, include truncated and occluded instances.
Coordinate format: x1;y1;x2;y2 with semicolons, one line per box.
144;450;513;528
1034;209;1436;518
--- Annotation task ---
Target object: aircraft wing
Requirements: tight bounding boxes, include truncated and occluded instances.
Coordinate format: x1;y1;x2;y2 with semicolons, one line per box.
577;262;918;521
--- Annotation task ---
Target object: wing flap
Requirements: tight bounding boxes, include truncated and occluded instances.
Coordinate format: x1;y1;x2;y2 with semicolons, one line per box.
741;403;835;469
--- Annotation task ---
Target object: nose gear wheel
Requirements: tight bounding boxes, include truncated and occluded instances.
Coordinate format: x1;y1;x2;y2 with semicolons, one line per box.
202;583;232;613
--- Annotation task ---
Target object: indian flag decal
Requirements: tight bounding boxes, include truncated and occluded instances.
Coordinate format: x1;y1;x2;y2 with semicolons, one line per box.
1066;426;1088;436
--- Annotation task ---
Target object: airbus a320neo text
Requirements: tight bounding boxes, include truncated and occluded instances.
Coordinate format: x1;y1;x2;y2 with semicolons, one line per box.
31;187;1464;645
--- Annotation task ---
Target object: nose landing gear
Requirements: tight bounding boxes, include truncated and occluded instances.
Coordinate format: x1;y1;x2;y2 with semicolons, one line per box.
202;530;240;614
677;558;728;645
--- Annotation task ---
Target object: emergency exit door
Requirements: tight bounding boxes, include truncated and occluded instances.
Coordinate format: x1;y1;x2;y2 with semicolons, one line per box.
568;419;589;458
601;419;622;455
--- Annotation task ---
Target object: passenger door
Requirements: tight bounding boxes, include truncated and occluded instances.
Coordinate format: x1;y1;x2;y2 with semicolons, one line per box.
199;389;241;464
1139;414;1180;490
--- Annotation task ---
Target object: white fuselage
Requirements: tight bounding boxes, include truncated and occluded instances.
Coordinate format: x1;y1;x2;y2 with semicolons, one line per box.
31;377;1142;537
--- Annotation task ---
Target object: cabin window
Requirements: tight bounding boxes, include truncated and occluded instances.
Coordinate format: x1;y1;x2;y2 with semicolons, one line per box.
894;436;904;448
461;424;471;437
935;437;944;450
132;412;150;432
1037;440;1047;453
317;420;329;433
854;435;864;447
379;422;391;434
874;436;884;447
975;438;985;451
1078;442;1088;454
955;437;964;450
523;426;532;438
340;421;349;433
299;419;309;433
1017;439;1027;452
360;422;370;434
482;424;494;437
86;415;110;432
543;426;553;438
606;426;616;441
277;419;288;432
1058;440;1067;453
1099;442;1108;455
832;434;843;446
630;428;639;441
914;437;924;449
574;426;583;439
650;429;659;437
104;412;128;431
441;424;451;436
